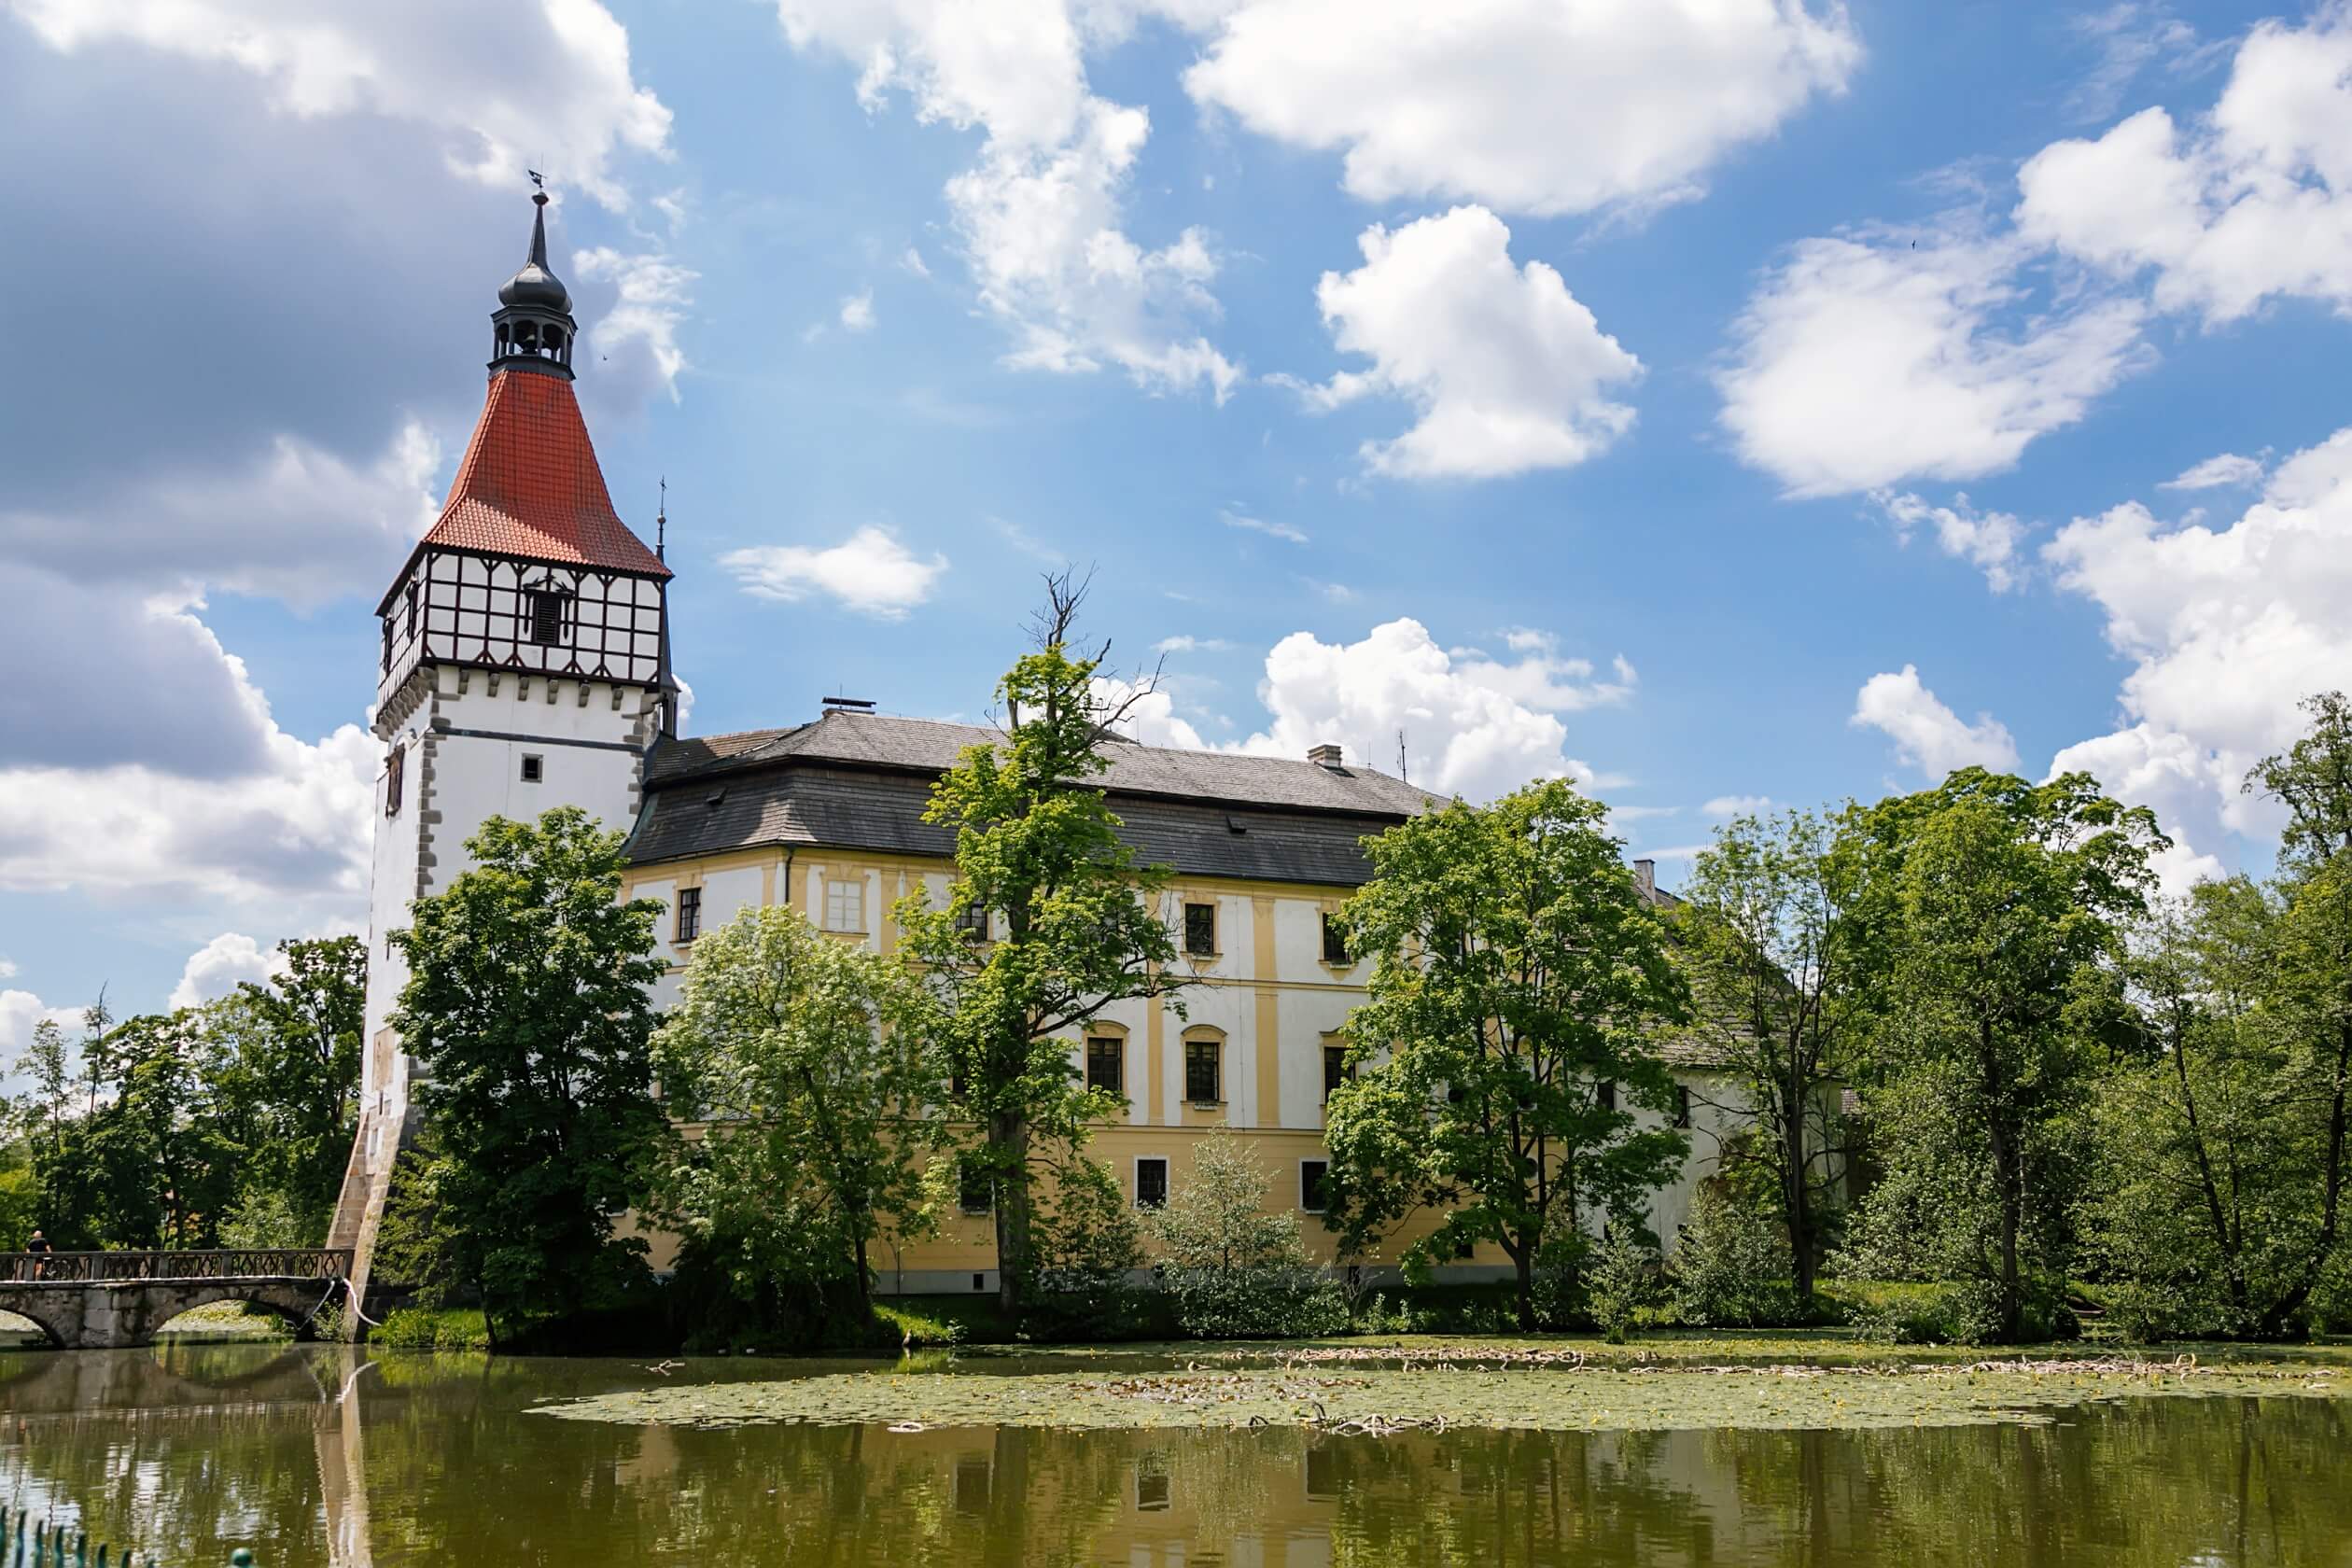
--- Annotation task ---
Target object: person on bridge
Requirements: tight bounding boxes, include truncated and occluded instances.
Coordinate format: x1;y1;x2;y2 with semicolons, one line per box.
23;1229;50;1280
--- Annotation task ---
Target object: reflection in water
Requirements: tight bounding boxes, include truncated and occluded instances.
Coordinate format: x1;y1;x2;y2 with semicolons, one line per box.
0;1346;2345;1566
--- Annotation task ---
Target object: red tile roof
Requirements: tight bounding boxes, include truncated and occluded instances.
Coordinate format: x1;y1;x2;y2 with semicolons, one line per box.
419;369;669;580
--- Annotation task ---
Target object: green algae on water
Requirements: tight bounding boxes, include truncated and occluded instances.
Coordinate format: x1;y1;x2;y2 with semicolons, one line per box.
533;1357;2347;1435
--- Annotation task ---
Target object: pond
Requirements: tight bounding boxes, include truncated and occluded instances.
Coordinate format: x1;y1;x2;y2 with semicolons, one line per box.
1;1341;2347;1565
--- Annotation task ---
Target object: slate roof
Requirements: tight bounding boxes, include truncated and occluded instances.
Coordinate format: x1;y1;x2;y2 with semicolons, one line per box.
629;709;1438;884
404;369;670;588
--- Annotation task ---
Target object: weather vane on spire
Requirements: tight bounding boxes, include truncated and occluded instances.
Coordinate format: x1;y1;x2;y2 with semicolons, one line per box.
527;168;546;193
656;476;668;561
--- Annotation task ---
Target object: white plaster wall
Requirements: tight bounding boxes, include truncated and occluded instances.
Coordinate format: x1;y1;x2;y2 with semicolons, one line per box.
1274;988;1358;1129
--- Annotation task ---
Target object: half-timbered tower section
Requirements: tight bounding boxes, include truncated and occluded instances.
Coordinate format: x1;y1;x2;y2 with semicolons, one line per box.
333;193;679;1287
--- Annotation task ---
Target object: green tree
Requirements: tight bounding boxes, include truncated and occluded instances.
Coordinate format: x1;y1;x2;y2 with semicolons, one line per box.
2087;882;2324;1337
1324;779;1690;1330
211;936;367;1241
651;903;938;1322
1842;769;2159;1340
1151;1129;1342;1338
2237;691;2352;1330
391;807;669;1345
1679;808;1860;1308
894;574;1190;1322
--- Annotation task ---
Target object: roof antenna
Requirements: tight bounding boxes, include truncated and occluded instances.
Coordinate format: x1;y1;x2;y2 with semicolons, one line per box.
1396;728;1408;783
656;476;667;561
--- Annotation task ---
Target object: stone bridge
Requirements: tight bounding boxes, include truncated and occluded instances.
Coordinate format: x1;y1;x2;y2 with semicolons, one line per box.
0;1249;353;1350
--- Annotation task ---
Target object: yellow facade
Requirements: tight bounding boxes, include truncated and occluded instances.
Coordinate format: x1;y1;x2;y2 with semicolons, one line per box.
622;839;1739;1293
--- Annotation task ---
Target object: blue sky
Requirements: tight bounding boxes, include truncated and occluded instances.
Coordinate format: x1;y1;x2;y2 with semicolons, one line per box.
4;0;2348;1037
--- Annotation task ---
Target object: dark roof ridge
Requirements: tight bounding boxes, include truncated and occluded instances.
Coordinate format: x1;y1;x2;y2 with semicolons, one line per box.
646;707;1437;816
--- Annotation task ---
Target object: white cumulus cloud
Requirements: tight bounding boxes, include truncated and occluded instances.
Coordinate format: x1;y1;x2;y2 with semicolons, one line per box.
9;0;674;208
840;288;876;331
2017;9;2352;324
2043;424;2352;848
1875;490;2027;592
170;932;287;1010
774;1;1238;399
1719;229;2149;497
1232;618;1631;802
1292;206;1642;480
721;525;948;618
1182;0;1859;218
1850;665;2021;778
2160;451;2265;491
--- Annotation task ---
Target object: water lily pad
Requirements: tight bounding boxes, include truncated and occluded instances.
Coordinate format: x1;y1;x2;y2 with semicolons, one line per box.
532;1357;2350;1435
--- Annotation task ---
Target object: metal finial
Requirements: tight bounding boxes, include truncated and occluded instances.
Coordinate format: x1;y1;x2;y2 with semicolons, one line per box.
656;476;667;561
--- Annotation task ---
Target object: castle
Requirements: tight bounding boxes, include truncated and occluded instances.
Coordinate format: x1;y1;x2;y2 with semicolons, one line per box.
331;197;1743;1305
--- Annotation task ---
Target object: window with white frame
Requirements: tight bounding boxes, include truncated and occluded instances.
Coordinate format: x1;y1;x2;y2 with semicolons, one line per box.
1134;1157;1169;1210
823;877;864;932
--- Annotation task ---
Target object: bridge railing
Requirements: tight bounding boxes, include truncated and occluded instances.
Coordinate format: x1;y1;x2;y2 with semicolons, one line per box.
0;1250;353;1285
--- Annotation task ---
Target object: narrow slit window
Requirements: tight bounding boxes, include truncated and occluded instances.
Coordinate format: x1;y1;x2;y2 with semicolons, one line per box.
1673;1084;1692;1129
674;887;701;944
384;747;404;817
527;589;568;647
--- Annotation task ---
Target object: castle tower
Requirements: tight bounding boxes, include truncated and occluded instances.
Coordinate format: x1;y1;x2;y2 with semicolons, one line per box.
330;192;678;1292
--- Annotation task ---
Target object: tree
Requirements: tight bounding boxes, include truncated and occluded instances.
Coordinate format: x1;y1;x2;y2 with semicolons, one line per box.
1151;1129;1342;1338
1842;769;2159;1340
1679;809;1859;1309
391;807;669;1345
2237;691;2352;1331
895;573;1191;1322
2087;882;2323;1337
1324;779;1691;1330
650;904;938;1323
215;936;366;1241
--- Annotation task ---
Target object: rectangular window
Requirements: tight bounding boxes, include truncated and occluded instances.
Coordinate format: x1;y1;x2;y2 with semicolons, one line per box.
1086;1037;1124;1096
1299;1159;1330;1213
528;590;567;647
1135;1465;1170;1513
1598;1079;1617;1113
1135;1157;1169;1210
824;878;864;932
1184;1039;1222;1104
959;1158;993;1215
1323;1043;1352;1102
380;619;393;673
675;887;701;944
1321;912;1350;965
1183;902;1217;957
404;581;419;639
384;747;404;817
519;754;543;783
955;900;988;942
1673;1084;1692;1129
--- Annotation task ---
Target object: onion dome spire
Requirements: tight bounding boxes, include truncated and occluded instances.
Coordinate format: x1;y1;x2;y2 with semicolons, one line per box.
488;188;577;379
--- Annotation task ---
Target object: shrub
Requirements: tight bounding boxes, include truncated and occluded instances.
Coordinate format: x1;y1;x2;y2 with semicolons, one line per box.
1671;1185;1800;1328
1586;1231;1664;1344
1028;1157;1146;1340
1152;1131;1345;1339
373;1307;493;1351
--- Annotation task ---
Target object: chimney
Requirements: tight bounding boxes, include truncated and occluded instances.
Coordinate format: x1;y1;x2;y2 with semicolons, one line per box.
1307;743;1345;769
1632;859;1656;900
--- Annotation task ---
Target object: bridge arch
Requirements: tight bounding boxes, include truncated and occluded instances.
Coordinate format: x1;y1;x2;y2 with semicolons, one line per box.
0;1249;354;1351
